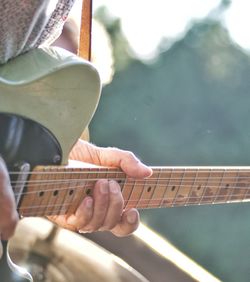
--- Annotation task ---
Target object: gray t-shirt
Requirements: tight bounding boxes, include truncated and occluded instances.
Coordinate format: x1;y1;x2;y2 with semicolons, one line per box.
0;0;75;64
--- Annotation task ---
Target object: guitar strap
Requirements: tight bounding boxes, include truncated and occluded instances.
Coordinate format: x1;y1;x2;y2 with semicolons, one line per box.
78;0;93;141
79;0;93;61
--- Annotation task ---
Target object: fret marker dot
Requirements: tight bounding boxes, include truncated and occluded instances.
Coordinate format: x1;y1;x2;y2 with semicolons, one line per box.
147;186;152;192
53;190;58;196
39;191;44;197
197;185;201;190
69;190;74;196
171;186;175;191
226;184;229;188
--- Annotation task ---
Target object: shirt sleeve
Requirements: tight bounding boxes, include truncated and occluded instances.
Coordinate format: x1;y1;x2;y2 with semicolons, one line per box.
0;0;75;64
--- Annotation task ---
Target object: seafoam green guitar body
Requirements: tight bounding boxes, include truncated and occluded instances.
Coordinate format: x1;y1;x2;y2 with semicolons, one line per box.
0;46;101;164
0;47;101;281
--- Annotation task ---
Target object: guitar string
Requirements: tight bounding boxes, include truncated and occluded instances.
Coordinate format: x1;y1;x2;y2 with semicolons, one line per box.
18;194;248;214
10;175;250;185
21;199;234;217
19;195;248;210
10;182;250;198
8;169;250;175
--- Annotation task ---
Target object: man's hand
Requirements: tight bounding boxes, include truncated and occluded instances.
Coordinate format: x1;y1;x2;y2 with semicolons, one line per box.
0;158;18;240
48;140;152;236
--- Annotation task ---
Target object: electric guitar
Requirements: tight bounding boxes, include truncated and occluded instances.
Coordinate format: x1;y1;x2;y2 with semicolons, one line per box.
1;47;250;281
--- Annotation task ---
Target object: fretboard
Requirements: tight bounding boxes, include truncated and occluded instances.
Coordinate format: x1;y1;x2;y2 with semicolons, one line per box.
17;166;250;217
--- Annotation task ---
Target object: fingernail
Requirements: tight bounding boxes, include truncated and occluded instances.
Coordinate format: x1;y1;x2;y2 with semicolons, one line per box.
109;180;119;194
127;211;137;224
100;181;109;194
79;230;89;234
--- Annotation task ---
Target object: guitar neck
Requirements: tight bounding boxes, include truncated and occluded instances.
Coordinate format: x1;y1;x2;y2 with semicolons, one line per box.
18;166;250;217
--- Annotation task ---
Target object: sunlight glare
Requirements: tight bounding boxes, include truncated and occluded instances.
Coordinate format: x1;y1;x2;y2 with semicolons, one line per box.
94;0;220;60
223;0;250;50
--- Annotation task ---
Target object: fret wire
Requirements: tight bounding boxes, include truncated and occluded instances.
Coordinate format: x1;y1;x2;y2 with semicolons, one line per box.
185;168;199;206
145;177;153;209
19;199;234;217
20;195;250;217
38;166;49;215
30;167;44;216
240;171;249;202
210;168;220;203
55;166;64;214
60;169;71;215
51;166;61;215
210;169;224;204
14;181;250;199
60;168;73;215
9;168;250;176
199;168;212;205
128;194;250;204
135;181;147;205
38;166;48;215
169;168;178;207
226;169;238;203
125;179;136;209
160;168;173;207
136;179;145;209
41;166;55;216
148;168;161;209
236;170;250;202
243;188;250;202
213;169;226;204
120;174;130;205
19;192;250;213
121;172;126;194
172;168;186;207
44;166;52;215
117;169;124;193
145;171;158;209
81;167;91;205
242;169;250;202
85;166;94;197
10;175;250;186
67;167;81;215
23;195;250;217
49;166;63;214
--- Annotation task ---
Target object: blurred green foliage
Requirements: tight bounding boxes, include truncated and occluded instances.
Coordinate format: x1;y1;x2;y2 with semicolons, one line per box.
91;8;250;282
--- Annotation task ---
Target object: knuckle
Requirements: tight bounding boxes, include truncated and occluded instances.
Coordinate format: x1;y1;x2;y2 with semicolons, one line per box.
111;196;124;210
125;151;140;165
109;190;124;207
125;151;136;160
96;195;109;209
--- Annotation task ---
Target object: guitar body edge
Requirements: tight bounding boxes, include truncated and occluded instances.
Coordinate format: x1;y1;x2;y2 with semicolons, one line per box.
0;47;101;163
